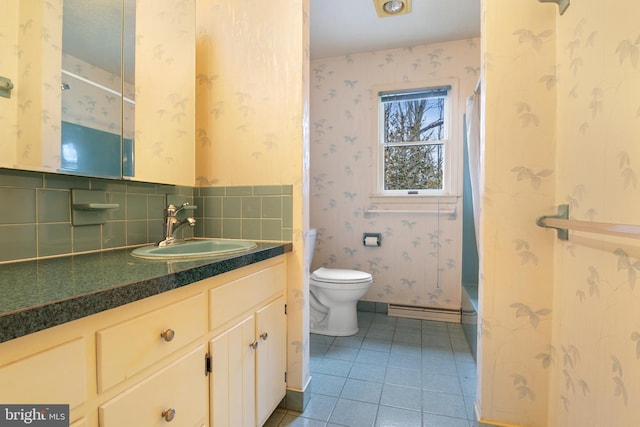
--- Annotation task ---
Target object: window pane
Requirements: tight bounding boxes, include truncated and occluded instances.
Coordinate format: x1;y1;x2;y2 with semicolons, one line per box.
384;143;443;190
383;96;445;143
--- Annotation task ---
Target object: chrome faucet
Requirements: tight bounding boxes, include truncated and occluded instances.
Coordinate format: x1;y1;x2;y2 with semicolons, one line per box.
158;202;196;247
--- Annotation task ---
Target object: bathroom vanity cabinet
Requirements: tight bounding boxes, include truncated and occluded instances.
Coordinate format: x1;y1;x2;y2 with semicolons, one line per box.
0;256;287;427
209;266;287;427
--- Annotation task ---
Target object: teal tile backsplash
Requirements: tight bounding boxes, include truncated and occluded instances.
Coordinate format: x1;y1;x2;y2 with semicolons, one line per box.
0;168;293;263
194;184;292;241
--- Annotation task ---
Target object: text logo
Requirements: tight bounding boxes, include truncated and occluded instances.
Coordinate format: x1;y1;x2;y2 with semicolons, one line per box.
0;405;68;426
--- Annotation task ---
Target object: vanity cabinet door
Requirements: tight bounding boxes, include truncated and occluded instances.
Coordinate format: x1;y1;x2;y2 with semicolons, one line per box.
99;345;207;427
255;296;287;427
210;315;256;427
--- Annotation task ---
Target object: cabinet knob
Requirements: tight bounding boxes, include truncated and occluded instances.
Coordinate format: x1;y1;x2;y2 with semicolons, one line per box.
162;408;176;422
249;340;259;350
161;328;176;342
259;331;269;341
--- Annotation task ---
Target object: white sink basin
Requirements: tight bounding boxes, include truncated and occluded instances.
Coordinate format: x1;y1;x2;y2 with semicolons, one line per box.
131;239;258;260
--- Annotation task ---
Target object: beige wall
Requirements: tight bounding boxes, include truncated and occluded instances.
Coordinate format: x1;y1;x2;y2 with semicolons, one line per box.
479;0;556;424
549;0;640;425
480;0;640;426
310;39;480;310
195;0;310;394
134;0;196;186
0;1;18;167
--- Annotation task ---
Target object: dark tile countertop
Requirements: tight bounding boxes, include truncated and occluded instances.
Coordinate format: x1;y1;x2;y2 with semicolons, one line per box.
0;241;292;343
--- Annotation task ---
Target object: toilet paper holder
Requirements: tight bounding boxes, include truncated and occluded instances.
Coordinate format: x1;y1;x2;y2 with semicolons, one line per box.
363;233;381;247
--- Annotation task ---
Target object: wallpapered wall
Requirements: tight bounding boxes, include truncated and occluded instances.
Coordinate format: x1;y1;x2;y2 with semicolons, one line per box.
195;0;309;400
479;0;556;425
480;0;640;426
549;0;640;425
310;39;480;310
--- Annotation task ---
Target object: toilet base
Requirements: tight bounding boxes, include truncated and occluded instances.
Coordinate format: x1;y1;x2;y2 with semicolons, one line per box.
309;300;361;337
310;327;359;337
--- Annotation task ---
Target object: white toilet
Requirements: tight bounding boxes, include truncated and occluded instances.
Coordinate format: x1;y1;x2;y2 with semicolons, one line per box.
307;229;373;336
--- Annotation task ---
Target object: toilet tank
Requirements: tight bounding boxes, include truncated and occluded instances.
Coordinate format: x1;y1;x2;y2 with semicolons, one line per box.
306;229;317;270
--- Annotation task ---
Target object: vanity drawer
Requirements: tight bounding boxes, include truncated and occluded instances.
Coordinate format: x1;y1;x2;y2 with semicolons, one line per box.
97;293;206;392
209;262;285;331
99;345;207;427
0;338;86;408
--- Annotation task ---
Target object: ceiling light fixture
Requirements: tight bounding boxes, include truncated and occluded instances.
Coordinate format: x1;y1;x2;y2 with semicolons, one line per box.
383;1;404;14
374;0;412;18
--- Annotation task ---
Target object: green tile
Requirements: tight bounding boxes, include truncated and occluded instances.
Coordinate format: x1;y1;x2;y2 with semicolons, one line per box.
106;192;126;220
223;197;242;218
225;186;252;196
0;169;43;188
262;219;282;240
91;178;127;193
0;188;36;224
203;218;222;237
126;181;156;194
193;218;204;237
126;194;148;220
203;196;222;218
148;219;164;243
176;186;194;196
262;196;282;218
126;220;148;245
282;195;293;228
0;225;36;261
73;225;101;252
254;185;284;195
222;218;241;239
159;184;180;195
282;228;292;241
357;301;377;312
242;219;261;240
199;186;225;196
103;221;126;248
193;196;204;218
45;173;90;190
148;194;166;220
38;189;70;223
38;223;72;257
242;196;261;218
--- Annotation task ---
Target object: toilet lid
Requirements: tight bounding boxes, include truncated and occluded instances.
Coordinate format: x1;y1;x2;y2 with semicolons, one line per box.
311;267;372;284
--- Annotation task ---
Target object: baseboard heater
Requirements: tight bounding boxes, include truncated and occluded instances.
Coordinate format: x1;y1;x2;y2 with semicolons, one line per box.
387;304;461;323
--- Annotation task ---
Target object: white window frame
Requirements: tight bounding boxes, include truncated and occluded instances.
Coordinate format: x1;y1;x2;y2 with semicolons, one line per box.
370;78;460;210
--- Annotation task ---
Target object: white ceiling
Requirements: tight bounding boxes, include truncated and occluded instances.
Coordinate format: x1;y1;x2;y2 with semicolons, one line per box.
310;0;481;60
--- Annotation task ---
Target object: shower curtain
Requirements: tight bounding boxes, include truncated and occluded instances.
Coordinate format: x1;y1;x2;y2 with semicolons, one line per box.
465;81;481;250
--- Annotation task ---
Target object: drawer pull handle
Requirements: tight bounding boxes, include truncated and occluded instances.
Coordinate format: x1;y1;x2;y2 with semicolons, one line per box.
260;332;269;341
249;340;259;350
161;328;176;342
162;408;176;422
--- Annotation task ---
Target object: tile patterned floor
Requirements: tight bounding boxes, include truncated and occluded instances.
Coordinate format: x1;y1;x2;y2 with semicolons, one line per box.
265;311;489;427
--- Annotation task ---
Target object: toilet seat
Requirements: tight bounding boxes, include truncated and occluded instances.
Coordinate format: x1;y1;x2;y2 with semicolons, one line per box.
311;267;372;288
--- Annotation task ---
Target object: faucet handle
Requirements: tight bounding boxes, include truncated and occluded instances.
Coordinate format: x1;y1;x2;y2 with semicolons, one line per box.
166;202;197;217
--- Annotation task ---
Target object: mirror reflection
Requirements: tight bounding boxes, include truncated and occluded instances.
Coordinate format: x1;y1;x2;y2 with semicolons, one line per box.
60;0;135;178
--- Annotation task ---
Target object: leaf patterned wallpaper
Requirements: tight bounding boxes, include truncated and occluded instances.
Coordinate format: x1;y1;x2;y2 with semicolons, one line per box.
310;39;480;310
480;0;640;426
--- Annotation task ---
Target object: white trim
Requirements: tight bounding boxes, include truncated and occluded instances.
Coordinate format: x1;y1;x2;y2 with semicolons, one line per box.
370;78;460;205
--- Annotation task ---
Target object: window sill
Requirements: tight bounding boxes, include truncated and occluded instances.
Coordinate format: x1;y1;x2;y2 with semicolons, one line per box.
366;194;460;215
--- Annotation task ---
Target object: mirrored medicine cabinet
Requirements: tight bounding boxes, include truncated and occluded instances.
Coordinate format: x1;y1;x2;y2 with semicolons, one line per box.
2;0;195;186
